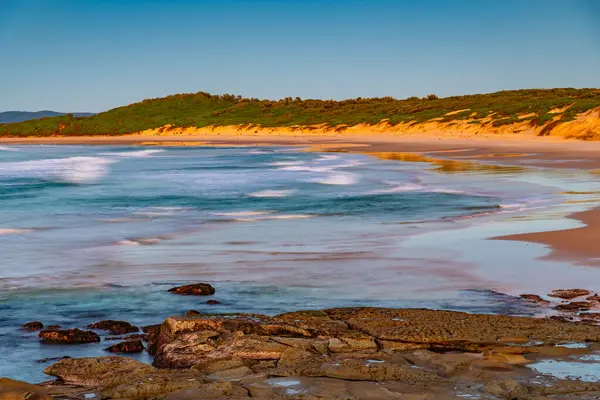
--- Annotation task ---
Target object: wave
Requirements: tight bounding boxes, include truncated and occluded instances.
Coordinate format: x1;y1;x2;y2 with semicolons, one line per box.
269;161;305;167
116;237;162;246
0;228;35;235
247;189;296;198
0;157;114;184
367;181;480;196
100;149;165;158
134;206;190;216
232;214;314;222
0;146;18;151
312;173;358;185
213;210;274;217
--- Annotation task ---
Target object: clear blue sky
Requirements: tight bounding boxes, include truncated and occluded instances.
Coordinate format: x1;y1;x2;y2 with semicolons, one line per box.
1;0;598;112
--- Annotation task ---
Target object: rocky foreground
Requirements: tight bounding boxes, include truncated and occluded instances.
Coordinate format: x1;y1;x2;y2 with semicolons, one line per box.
3;306;600;400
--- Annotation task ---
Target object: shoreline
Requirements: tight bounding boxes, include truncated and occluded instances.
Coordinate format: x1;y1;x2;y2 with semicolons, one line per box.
2;133;600;265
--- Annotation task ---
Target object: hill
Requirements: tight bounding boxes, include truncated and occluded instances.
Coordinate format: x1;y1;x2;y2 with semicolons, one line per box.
0;89;599;139
0;111;95;124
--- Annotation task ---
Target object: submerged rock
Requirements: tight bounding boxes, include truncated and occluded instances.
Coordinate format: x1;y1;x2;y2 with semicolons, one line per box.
185;310;201;316
0;378;52;400
168;283;215;296
207;299;221;305
21;321;44;332
549;289;591;300
555;301;593;312
39;329;100;344
104;340;144;353
88;320;139;335
519;294;551;305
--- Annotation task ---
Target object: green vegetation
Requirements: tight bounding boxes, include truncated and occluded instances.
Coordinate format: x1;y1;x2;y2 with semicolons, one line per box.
1;88;599;137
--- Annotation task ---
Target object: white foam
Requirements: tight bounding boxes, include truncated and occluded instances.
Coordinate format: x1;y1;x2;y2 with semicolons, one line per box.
213;211;274;217
0;146;18;151
134;207;189;216
100;149;164;158
248;189;296;198
116;237;162;246
0;228;34;235
232;214;314;222
0;156;114;184
269;161;305;167
312;173;358;185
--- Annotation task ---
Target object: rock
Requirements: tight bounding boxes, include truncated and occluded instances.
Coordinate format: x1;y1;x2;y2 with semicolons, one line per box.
207;299;221;305
548;289;591;300
100;370;208;399
168;283;215;296
104;339;144;353
88;320;139;335
155;332;290;369
161;382;245;400
0;378;52;400
141;324;161;355
519;294;551;305
587;294;600;302
185;310;201;316
484;379;528;399
194;357;246;374
555;301;593;312
154;314;311;356
206;366;253;381
46;325;60;330
323;307;600;346
39;328;100;344
580;312;600;322
44;356;156;387
21;321;44;332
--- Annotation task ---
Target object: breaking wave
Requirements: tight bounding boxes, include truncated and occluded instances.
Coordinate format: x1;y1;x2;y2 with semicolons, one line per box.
100;149;165;158
248;189;296;198
0;157;114;184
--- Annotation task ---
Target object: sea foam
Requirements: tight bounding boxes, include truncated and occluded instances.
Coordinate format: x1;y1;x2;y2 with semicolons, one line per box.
100;149;165;158
248;189;296;198
0;156;114;184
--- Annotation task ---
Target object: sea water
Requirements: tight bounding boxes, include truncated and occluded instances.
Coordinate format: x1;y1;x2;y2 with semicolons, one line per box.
1;144;600;382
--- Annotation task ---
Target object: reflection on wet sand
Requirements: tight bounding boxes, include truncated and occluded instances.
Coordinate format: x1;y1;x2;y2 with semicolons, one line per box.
363;151;526;174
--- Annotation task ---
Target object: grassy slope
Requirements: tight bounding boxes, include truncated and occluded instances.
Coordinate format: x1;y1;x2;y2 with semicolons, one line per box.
1;88;599;137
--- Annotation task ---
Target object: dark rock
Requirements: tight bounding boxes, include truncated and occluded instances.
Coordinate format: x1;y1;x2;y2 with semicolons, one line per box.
548;289;591;300
88;320;139;335
168;283;215;296
519;294;551;305
141;324;161;355
587;294;600;302
104;340;144;353
21;321;44;332
39;329;100;344
46;325;61;330
555;301;593;312
579;312;600;321
207;300;221;305
185;310;201;316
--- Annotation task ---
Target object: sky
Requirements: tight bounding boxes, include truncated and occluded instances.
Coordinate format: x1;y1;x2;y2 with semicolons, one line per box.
0;0;599;112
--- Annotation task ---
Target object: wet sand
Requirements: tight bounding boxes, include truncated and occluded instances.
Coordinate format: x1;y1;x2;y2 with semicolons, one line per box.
3;133;600;265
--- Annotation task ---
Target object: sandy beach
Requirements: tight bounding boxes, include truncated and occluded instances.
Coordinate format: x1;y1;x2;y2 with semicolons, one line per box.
2;132;600;266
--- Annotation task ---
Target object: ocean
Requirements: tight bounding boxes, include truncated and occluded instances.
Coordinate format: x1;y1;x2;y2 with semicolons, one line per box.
1;144;600;382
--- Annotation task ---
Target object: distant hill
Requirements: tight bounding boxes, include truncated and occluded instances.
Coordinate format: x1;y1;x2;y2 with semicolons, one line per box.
0;111;94;124
0;88;599;139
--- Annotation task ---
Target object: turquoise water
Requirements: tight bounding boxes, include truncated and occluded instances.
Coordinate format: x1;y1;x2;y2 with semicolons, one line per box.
1;144;600;382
